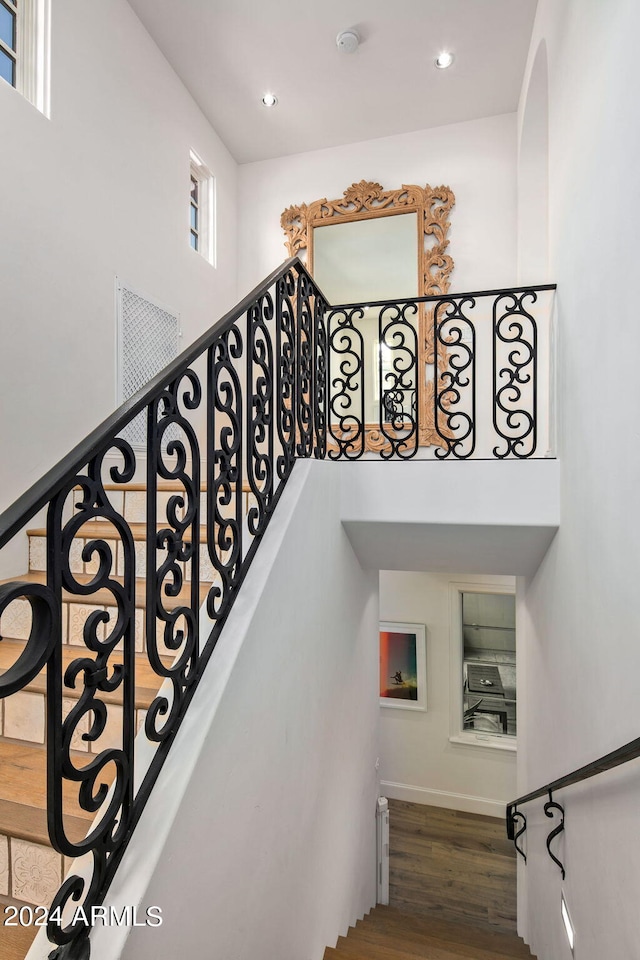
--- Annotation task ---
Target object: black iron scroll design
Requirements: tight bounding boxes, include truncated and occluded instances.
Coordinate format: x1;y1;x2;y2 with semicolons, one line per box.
313;295;328;459
145;372;201;745
326;307;365;459
508;807;528;863
378;303;419;459
493;291;538;458
544;791;566;879
434;296;476;458
45;439;137;956
207;324;244;623
296;272;315;457
247;293;275;539
275;270;297;480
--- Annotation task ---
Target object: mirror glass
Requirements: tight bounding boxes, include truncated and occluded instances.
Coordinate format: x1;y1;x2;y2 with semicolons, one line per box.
313;213;419;423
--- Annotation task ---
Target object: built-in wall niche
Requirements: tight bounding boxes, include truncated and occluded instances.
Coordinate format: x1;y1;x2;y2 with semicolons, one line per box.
281;180;455;452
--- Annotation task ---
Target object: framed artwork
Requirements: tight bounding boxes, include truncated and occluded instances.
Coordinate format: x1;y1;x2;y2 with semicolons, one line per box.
379;622;427;711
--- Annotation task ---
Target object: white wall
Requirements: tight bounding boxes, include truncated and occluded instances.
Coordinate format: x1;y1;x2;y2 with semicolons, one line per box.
237;113;518;299
379;571;516;818
516;2;640;958
0;0;238;516
67;460;379;960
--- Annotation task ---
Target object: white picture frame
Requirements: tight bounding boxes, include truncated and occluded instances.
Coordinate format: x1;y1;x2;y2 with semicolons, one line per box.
379;621;427;711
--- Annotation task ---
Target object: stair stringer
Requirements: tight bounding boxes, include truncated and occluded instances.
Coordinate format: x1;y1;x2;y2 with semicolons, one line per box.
27;459;380;960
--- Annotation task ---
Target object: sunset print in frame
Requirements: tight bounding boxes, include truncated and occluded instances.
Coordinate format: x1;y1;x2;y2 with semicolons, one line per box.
379;622;427;711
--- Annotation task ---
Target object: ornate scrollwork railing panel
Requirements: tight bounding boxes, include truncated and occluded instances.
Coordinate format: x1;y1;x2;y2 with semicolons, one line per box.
378;302;419;459
434;296;476;459
145;371;202;747
45;439;137;954
326;307;365;459
493;291;538;459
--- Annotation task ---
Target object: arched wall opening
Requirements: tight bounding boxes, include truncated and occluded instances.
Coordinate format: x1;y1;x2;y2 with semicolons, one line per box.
518;40;549;284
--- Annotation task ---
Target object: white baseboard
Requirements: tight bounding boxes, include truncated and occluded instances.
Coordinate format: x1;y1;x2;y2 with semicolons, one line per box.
379;780;507;819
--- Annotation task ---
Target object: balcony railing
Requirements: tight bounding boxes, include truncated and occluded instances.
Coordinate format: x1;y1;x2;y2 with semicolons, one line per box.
0;258;555;958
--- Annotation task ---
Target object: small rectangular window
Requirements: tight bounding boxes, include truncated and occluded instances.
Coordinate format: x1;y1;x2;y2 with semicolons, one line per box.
0;0;51;116
462;591;516;739
0;0;18;87
189;150;215;265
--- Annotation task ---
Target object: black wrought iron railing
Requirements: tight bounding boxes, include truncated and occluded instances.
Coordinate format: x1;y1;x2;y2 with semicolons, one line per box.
0;257;554;958
507;736;640;878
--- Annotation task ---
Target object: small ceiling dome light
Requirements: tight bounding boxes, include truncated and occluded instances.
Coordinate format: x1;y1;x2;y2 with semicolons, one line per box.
336;29;360;54
435;51;454;69
262;93;278;107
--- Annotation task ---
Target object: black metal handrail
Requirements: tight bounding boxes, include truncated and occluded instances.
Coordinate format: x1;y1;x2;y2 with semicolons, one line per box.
507;735;640;876
0;257;303;550
0;259;555;958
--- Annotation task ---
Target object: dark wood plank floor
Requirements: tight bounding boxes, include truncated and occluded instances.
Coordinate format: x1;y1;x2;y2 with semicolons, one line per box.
389;800;517;935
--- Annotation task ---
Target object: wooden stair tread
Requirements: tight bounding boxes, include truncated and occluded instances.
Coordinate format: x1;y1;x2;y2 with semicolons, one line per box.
325;908;535;960
0;570;210;610
0;916;38;960
26;521;209;543
365;908;533;958
100;481;252;493
348;917;527;960
0;639;173;709
0;742;95;825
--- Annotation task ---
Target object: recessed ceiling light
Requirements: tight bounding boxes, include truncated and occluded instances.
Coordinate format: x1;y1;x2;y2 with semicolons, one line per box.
262;93;278;107
435;51;454;69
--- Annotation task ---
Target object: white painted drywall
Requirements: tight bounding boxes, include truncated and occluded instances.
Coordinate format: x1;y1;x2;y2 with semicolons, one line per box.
0;0;237;520
62;459;379;960
379;571;516;817
340;459;560;577
515;3;640;958
237;113;518;298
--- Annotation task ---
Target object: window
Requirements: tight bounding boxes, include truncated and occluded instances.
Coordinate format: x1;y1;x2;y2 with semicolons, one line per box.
189;150;215;265
449;582;516;750
0;0;18;87
0;0;50;114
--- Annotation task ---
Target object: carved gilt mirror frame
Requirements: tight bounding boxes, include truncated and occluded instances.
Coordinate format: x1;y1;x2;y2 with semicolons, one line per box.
280;180;456;451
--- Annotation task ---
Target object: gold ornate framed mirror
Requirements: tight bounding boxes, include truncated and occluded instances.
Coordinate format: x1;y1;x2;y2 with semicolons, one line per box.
281;180;456;452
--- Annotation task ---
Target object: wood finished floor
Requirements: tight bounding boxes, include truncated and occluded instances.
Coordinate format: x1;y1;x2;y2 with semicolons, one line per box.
325;801;535;959
389;800;518;934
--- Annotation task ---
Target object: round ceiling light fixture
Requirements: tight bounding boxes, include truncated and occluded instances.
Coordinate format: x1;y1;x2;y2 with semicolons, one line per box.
336;29;360;54
262;92;278;107
435;51;454;69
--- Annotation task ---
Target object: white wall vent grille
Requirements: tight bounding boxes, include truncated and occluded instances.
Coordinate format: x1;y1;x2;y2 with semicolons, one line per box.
116;281;180;447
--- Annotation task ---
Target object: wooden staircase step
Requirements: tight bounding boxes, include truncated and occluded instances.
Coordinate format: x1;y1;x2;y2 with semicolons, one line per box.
0;911;38;960
347;917;527;960
101;481;252;492
324;907;535;960
0;742;109;908
0;639;173;710
26;522;209;543
0;569;210;611
363;908;534;958
0;741;97;823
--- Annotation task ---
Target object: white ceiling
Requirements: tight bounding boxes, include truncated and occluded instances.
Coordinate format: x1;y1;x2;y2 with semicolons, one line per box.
127;0;538;164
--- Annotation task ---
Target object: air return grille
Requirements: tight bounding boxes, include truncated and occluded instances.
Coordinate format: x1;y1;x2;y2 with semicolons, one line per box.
116;281;180;447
